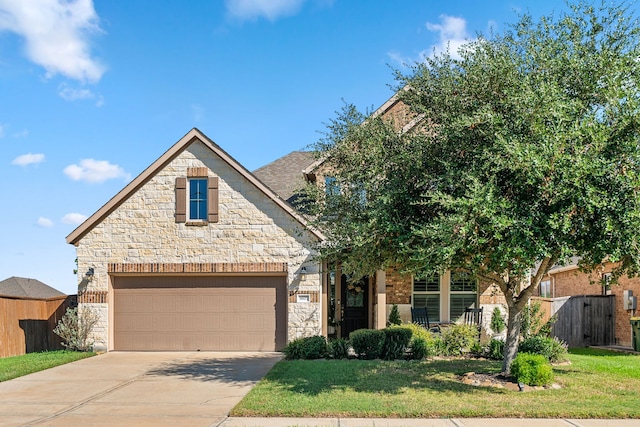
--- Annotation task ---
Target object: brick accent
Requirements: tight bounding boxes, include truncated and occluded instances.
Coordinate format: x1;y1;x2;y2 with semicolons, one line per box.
108;262;287;274
187;167;208;177
288;291;320;303
79;290;108;304
385;267;412;304
551;266;640;347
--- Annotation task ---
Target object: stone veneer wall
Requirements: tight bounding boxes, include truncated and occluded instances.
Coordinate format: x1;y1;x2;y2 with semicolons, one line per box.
74;140;321;349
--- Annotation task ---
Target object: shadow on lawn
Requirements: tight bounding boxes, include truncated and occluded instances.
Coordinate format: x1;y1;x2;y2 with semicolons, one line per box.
145;353;282;385
265;358;506;396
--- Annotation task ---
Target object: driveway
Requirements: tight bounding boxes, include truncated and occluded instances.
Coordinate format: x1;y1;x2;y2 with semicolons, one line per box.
0;351;282;427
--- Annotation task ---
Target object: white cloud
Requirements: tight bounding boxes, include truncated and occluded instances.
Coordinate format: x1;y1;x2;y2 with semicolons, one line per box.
63;158;131;183
225;0;305;21
0;0;105;83
58;83;104;106
13;129;29;138
37;217;54;227
12;152;45;166
424;14;471;59
62;212;87;225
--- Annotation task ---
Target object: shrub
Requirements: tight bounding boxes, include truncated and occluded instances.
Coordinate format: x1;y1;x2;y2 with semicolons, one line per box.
349;329;385;360
486;338;505;360
440;324;479;356
328;338;350;359
411;337;428;360
518;335;568;363
403;323;438;358
382;326;413;360
53;306;100;352
283;336;327;360
510;352;554;386
387;304;402;326
490;307;505;334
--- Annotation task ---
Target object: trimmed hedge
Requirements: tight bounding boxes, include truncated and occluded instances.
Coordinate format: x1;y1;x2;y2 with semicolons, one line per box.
283;336;327;360
382;326;413;360
349;329;385;360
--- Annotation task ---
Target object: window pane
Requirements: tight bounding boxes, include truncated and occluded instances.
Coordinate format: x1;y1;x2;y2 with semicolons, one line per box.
450;294;477;321
450;271;476;292
540;280;551;297
414;275;439;292
413;294;440;322
189;179;208;220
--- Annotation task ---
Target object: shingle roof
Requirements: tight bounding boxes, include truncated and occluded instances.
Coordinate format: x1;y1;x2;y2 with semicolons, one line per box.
0;277;66;299
253;151;316;203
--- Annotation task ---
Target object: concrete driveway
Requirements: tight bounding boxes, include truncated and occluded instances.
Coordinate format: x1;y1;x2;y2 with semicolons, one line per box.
0;351;282;427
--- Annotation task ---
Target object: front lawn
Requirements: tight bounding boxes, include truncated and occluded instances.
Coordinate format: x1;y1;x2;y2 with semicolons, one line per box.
0;350;95;382
232;348;640;418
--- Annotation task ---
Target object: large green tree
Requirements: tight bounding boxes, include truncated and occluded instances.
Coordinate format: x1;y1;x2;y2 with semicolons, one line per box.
311;1;640;372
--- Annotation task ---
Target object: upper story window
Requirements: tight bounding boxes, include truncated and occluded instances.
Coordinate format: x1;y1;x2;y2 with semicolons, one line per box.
540;279;552;297
175;170;218;224
325;176;339;196
189;178;208;221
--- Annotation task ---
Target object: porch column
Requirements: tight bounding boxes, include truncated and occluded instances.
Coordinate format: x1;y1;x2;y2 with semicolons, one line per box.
375;270;386;329
321;261;328;337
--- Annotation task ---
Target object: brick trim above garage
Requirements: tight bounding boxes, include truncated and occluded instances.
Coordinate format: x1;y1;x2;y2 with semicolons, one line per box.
108;262;288;274
79;290;108;303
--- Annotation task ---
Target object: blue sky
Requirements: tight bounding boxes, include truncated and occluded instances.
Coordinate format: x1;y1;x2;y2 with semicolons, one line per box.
0;0;586;294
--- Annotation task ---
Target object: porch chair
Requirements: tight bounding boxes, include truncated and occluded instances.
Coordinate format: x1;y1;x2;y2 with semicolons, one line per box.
463;307;483;338
411;307;440;333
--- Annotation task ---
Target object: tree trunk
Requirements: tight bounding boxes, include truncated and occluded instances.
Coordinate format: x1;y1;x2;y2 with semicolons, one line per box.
502;301;523;374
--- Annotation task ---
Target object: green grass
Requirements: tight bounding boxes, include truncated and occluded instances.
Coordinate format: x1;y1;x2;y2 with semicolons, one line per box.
0;350;95;382
232;349;640;418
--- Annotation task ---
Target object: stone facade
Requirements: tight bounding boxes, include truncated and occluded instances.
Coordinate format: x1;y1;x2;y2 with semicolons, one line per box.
73;139;322;350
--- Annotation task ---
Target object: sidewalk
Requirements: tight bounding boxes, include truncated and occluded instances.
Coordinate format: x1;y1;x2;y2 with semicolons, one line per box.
218;418;639;427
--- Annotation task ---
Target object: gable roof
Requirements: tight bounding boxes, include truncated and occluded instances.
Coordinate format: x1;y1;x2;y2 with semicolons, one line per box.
302;90;422;176
253;151;316;203
66;128;324;245
0;277;66;299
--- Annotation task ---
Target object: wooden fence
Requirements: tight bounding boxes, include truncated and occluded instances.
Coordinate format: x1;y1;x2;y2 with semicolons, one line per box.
0;295;76;358
532;295;615;347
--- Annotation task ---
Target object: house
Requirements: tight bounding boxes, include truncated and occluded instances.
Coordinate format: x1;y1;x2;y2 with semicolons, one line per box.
255;93;505;340
0;277;73;357
66;129;325;352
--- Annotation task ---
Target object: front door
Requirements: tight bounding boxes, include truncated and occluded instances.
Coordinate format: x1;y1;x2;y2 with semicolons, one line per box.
340;275;369;338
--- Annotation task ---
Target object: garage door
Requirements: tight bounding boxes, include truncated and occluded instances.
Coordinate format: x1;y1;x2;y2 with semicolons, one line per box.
112;276;286;351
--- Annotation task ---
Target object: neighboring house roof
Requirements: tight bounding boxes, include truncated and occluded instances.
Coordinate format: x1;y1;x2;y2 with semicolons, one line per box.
0;276;66;299
66;128;324;245
253;151;316;203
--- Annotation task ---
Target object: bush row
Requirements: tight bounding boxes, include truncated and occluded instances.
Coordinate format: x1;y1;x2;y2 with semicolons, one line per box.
283;323;482;360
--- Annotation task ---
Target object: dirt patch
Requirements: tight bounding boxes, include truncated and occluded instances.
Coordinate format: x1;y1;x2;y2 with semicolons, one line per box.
459;371;562;392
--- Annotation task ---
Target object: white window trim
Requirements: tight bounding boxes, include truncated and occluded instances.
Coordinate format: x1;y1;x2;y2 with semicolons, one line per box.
412;270;478;323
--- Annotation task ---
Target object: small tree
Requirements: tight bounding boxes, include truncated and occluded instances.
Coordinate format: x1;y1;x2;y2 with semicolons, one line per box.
387;304;402;326
490;307;506;335
54;306;100;351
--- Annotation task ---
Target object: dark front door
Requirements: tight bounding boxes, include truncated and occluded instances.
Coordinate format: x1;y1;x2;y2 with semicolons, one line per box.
341;275;369;338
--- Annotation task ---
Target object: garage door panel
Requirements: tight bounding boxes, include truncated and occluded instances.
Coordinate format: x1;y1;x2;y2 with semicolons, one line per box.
113;276;286;351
